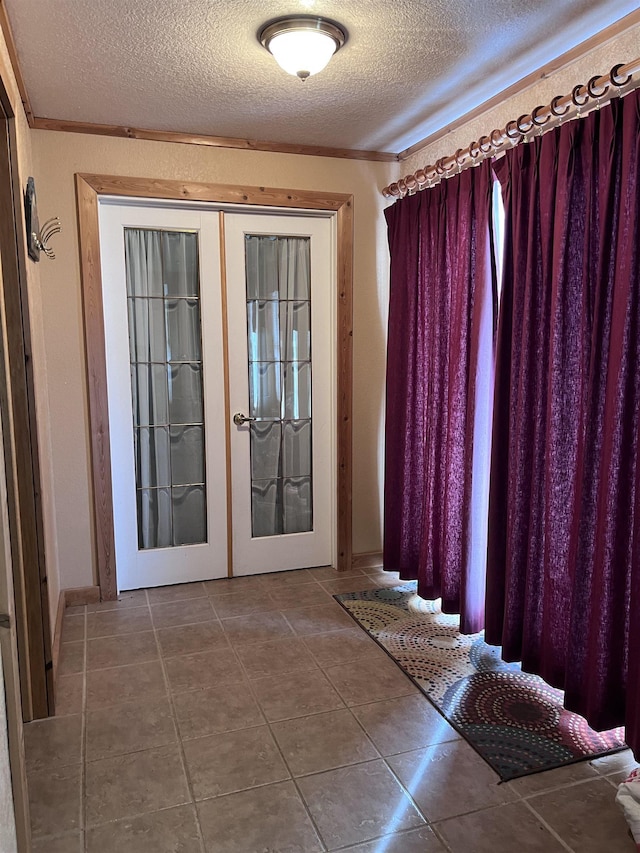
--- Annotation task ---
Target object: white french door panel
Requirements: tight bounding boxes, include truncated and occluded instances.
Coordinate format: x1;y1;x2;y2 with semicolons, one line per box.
99;203;228;590
224;212;335;575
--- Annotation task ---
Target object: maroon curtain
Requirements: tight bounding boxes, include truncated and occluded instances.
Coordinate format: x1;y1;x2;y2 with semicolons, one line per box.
384;161;497;633
486;89;640;754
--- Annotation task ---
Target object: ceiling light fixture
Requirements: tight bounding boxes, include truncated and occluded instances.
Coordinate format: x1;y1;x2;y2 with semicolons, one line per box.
258;16;347;81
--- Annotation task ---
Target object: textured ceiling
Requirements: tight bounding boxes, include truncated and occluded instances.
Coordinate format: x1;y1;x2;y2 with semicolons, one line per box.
5;0;639;153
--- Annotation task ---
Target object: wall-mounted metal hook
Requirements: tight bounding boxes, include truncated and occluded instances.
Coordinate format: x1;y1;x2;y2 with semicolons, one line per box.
33;217;61;260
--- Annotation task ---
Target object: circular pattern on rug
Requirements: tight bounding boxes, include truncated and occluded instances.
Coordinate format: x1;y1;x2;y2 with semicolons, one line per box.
441;671;563;735
378;616;475;660
470;638;521;674
558;709;627;756
340;600;407;632
459;723;575;778
389;653;475;702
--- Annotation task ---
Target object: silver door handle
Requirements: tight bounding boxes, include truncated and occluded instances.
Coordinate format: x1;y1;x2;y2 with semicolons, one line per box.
233;412;256;426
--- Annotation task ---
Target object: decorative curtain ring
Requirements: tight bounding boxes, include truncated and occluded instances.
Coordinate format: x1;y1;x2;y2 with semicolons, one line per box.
478;135;492;154
397;178;407;196
490;128;505;147
587;75;609;100
549;95;570;118
571;84;588;107
610;63;632;87
516;114;533;135
468;140;481;160
435;158;446;175
505;120;520;141
531;105;547;127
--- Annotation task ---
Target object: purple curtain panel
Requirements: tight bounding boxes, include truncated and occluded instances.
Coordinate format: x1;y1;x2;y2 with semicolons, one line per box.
383;160;498;633
486;89;640;755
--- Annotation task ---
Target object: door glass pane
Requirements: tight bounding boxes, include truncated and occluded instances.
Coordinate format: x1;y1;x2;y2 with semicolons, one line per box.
245;234;313;538
125;228;207;549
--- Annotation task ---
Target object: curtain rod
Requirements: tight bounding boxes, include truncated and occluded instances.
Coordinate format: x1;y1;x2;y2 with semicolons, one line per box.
382;58;640;199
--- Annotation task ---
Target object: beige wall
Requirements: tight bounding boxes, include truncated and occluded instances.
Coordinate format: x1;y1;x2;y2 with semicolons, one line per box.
400;23;640;179
31;132;396;590
0;26;60;642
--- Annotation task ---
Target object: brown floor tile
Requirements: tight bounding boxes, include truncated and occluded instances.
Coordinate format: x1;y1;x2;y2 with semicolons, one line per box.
258;569;316;589
183;726;289;799
54;674;83;716
320;577;384;595
85;744;190;826
297;759;425;849
221;611;294;646
527;777;636;852
434;801;567;852
343;826;447;853
32;832;83;852
86;660;167;710
24;714;83;772
209;590;278;619
86;631;158;670
590;748;638;777
310;566;367;581
325;654;417;706
252;668;345;722
269;584;333;610
58;641;85;676
271;708;379;776
234;636;319;679
197;781;323;853
157;620;228;658
147;582;206;604
150;597;216;628
387;740;515;822
87;589;148;611
505;759;599;797
28;764;82;839
61;614;85;643
86;804;202;852
85;697;177;761
87;606;152;638
352;694;459;756
303;626;386;667
173;683;264;740
164;648;245;693
204;575;268;596
282;602;356;635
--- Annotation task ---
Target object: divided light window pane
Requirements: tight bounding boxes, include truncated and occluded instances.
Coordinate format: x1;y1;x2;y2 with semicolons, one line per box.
124;228;207;550
244;234;313;538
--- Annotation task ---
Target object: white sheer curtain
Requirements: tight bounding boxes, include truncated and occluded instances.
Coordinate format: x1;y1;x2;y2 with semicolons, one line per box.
125;228;205;549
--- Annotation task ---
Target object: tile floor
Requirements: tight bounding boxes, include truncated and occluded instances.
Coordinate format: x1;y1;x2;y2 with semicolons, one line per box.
25;566;637;852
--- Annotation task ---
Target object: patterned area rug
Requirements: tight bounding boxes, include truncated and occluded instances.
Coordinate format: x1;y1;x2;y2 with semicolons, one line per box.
335;584;626;781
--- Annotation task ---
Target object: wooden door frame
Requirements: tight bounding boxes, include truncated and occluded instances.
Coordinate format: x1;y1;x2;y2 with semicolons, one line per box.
76;173;354;601
0;84;52;720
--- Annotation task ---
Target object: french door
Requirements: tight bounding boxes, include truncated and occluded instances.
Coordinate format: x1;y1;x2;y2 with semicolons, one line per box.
98;202;334;590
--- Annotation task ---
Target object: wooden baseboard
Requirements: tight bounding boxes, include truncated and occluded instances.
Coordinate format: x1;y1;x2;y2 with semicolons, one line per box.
64;586;100;608
351;551;383;570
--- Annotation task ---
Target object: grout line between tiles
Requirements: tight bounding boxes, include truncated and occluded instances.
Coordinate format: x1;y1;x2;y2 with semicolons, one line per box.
523;798;576;853
232;628;329;853
146;588;208;853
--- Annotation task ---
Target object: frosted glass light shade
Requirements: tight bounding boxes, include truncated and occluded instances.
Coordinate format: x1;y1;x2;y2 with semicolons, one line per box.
259;16;347;81
269;31;337;79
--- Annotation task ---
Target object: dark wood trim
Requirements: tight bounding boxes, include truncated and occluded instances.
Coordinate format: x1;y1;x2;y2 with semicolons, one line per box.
0;1;34;124
34;117;398;162
76;174;354;593
51;590;64;686
64;585;100;608
0;100;52;719
75;175;117;601
398;8;640;162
